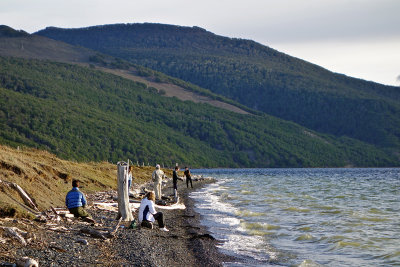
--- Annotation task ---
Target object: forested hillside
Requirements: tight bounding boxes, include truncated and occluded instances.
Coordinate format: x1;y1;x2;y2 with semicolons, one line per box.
36;23;400;150
1;57;397;167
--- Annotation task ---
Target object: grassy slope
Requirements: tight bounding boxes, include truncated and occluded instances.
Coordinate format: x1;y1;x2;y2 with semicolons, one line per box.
0;144;159;218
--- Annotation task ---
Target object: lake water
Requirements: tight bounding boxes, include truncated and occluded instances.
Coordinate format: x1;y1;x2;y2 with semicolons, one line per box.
189;168;400;267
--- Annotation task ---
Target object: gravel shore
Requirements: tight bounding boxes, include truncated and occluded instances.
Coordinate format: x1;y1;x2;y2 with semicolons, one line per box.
1;177;236;266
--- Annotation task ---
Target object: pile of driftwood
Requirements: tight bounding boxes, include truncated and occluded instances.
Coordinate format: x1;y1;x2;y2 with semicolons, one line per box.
0;220;39;267
0;200;125;267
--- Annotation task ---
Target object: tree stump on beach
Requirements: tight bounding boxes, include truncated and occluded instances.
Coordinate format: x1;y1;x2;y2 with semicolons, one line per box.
117;162;133;221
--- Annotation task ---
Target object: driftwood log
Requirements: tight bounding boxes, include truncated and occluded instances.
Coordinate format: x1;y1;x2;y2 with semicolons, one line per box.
16;256;39;267
80;217;123;239
1;227;28;246
11;183;39;211
117;162;133;221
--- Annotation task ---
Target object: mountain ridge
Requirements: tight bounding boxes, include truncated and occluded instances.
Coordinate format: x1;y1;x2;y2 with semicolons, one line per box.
35;23;400;150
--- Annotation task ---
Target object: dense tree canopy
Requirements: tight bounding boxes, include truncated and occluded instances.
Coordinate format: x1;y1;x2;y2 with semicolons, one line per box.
1;57;397;167
36;23;400;150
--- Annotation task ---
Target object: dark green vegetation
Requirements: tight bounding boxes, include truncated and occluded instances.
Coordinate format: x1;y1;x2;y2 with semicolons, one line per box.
1;56;398;167
0;25;29;38
36;23;400;150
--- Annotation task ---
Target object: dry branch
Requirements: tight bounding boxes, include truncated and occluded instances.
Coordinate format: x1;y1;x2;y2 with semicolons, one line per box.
1;226;27;246
11;183;39;211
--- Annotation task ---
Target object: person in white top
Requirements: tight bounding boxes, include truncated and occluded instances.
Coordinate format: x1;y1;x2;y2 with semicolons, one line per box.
152;164;166;200
138;191;169;232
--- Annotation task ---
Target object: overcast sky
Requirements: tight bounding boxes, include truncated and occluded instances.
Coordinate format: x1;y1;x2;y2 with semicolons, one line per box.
1;0;399;86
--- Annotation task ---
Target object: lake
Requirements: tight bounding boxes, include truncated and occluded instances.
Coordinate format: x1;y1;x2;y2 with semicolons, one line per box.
190;168;400;266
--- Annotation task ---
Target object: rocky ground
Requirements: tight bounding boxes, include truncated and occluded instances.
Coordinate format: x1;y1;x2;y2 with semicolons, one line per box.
0;178;236;266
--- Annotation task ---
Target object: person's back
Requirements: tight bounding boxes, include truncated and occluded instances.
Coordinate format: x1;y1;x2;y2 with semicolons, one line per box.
66;181;86;209
65;180;93;222
184;167;193;188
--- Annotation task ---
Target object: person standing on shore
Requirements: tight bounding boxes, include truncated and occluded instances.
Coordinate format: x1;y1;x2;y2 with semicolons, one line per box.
184;167;193;189
138;191;169;231
152;164;166;200
173;166;183;202
65;180;94;223
128;165;134;193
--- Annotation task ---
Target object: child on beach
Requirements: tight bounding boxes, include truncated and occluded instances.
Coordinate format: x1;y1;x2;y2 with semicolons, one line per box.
138;191;169;232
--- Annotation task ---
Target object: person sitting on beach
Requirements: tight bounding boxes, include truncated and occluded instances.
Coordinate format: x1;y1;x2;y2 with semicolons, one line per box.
173;166;184;202
65;180;94;223
138;191;169;232
152;164;166;200
184;167;193;188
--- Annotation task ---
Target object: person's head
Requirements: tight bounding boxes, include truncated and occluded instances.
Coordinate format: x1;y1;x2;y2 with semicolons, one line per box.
129;165;133;172
185;167;188;170
72;180;79;188
156;164;160;170
146;191;156;202
175;166;179;171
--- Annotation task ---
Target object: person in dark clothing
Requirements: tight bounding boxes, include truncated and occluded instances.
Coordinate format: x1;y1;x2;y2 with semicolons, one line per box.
184;167;193;188
172;166;183;201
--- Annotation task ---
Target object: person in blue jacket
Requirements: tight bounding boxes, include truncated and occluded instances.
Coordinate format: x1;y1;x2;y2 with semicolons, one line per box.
65;180;94;222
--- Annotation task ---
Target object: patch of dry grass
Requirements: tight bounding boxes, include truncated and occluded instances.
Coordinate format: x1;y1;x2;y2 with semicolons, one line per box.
0;145;163;218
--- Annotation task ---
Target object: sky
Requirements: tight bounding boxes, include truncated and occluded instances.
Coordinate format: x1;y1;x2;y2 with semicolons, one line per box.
1;0;399;86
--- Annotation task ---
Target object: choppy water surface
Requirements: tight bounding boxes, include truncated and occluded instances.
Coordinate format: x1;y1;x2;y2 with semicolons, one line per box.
190;168;400;266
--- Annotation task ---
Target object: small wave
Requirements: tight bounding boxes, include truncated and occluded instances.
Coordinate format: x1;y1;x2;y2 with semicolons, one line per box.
358;216;390;222
239;189;254;195
285;207;311;213
335;241;362;248
376;250;400;259
241;222;280;231
248;229;275;236
295;234;315;241
298;226;312;232
235;209;264;218
368;208;385;214
319;210;341;214
298;259;325;267
220;192;239;200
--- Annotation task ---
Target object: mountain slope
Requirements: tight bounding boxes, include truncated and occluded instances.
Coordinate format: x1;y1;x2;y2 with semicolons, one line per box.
35;23;400;149
0;27;252;116
1;56;397;167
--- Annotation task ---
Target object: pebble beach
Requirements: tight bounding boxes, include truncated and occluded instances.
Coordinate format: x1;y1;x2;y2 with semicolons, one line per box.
1;178;235;266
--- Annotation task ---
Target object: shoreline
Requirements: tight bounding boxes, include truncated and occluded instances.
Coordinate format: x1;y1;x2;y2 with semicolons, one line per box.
3;177;236;266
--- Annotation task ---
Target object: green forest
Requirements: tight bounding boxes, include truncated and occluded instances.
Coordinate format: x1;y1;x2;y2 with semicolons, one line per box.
36;23;400;150
1;56;398;167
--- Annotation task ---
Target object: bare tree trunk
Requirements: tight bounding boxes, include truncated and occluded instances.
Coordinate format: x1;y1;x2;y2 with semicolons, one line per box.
117;162;133;221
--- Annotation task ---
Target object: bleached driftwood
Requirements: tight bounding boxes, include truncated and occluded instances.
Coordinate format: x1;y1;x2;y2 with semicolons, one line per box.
80;227;108;240
11;183;39;211
16;256;39;267
109;217;123;236
80;217;123;240
2;227;27;246
117;162;133;221
47;226;70;233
